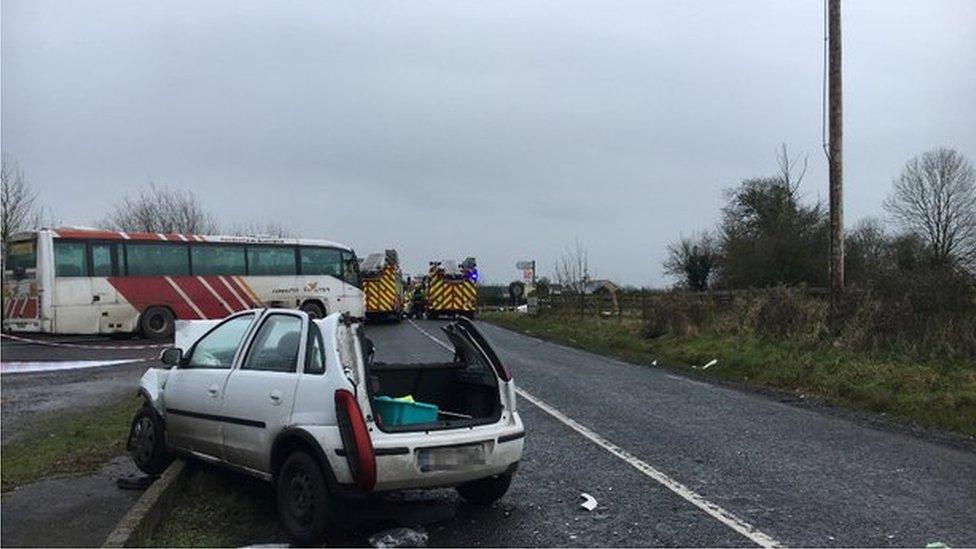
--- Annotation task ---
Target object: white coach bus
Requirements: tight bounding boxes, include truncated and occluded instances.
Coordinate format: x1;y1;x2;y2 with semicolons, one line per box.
2;228;364;339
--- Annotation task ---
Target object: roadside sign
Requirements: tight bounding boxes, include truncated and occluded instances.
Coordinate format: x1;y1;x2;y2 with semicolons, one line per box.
522;268;534;283
516;261;533;270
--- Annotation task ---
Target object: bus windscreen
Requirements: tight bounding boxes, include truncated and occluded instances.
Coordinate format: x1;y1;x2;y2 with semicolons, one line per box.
5;239;37;278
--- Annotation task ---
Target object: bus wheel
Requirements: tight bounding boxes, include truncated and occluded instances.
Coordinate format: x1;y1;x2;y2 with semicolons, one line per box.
300;301;326;319
140;307;175;340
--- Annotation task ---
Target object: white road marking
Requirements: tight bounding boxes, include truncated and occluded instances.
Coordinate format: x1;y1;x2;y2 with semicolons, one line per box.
0;359;143;374
407;319;783;549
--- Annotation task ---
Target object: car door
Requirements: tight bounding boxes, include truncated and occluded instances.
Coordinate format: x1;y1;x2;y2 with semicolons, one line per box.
164;312;257;458
220;312;304;472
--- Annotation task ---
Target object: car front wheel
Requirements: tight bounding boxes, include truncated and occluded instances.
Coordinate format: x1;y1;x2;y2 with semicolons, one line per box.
128;405;172;475
456;472;513;505
277;451;332;546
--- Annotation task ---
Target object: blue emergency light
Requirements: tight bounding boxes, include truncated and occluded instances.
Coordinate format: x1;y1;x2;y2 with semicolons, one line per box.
467;269;479;282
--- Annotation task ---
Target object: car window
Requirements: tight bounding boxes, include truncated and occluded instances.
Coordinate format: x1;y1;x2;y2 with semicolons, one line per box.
185;314;255;369
243;314;302;373
305;325;325;374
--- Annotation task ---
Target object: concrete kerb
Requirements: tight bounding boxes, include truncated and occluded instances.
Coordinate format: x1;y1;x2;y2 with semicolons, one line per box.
102;459;190;548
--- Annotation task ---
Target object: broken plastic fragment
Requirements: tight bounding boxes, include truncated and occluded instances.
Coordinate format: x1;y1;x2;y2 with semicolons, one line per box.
580;492;598;511
925;543;949;549
702;359;718;369
368;527;429;548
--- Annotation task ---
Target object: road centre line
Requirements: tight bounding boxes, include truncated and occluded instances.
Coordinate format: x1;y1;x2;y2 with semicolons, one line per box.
406;319;783;549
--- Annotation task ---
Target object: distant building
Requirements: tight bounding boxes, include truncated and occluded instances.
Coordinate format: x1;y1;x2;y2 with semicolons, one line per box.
583;279;619;296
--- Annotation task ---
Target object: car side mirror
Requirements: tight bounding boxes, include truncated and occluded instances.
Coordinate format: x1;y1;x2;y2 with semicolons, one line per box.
160;347;183;368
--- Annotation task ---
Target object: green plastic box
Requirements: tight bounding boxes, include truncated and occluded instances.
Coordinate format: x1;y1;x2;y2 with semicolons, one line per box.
373;396;439;426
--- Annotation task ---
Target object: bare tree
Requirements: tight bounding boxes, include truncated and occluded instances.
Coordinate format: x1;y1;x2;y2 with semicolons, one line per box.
103;182;218;234
228;222;295;238
553;240;589;294
883;148;976;270
775;142;808;196
1;153;42;244
664;231;719;291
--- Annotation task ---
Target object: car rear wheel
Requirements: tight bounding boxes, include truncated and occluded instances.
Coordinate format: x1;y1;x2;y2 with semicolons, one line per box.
128;405;172;475
277;451;333;546
300;301;326;319
456;472;513;505
139;306;175;340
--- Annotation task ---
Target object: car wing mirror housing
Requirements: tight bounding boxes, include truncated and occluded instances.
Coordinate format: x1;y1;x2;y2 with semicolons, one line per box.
160;347;183;368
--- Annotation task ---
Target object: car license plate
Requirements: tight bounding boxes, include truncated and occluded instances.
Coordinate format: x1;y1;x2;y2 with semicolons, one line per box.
417;443;487;472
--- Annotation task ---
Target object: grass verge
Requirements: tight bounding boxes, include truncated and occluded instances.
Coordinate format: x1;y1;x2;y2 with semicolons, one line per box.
136;465;281;547
481;312;976;437
1;395;141;492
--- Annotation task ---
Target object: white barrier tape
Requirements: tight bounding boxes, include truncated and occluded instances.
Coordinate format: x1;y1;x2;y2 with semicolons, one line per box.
0;332;169;350
1;359;145;374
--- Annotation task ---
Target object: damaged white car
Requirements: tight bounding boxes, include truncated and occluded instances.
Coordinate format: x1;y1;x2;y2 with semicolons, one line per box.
127;309;524;544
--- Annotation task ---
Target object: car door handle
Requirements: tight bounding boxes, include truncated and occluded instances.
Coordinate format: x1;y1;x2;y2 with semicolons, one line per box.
207;385;219;397
269;390;282;405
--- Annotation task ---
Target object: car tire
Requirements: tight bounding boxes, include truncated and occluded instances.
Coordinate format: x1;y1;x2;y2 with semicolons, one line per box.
456;472;513;505
128;405;172;475
140;307;175;340
300;301;326;319
277;451;333;546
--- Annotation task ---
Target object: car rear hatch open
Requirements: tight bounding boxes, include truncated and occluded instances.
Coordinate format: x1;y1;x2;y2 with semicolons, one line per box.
364;318;509;433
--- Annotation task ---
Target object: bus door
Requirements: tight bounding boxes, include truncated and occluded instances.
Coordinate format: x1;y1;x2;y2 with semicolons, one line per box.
89;242;126;333
340;250;364;315
51;240;98;333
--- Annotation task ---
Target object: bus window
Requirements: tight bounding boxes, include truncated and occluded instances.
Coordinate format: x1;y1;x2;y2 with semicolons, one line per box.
91;243;116;276
5;239;36;279
55;242;88;277
299;247;342;277
248;246;296;276
192;245;246;275
126;243;189;276
342;251;360;287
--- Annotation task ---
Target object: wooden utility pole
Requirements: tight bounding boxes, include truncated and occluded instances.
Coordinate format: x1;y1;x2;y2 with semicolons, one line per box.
828;0;844;316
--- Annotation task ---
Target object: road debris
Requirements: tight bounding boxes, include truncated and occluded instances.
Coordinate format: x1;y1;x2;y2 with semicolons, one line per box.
115;474;158;490
580;492;598;511
368;527;429;548
926;543;950;548
692;359;718;370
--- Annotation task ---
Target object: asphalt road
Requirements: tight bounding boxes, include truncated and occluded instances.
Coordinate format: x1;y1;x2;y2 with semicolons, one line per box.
368;319;976;548
2;320;974;547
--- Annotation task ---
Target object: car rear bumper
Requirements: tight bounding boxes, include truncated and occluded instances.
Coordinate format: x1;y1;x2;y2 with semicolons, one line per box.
370;413;524;491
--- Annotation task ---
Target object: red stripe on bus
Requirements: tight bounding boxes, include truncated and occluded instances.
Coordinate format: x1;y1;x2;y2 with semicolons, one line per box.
54;229;125;240
170;276;228;318
217;276;252;309
203;276;244;312
164;234;184;241
108;277;199;319
229;277;259;307
5;298;39;319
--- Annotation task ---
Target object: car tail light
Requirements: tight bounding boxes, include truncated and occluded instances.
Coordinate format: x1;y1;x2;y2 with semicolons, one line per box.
334;389;376;492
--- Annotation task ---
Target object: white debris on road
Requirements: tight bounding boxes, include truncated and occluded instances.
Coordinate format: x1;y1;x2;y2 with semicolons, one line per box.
580;492;598;511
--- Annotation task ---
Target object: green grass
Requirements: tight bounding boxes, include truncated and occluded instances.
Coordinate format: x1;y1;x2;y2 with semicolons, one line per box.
1;395;142;492
137;465;281;547
481;312;976;437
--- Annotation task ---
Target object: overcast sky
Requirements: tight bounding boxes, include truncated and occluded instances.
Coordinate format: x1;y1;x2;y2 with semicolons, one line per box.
3;1;974;285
